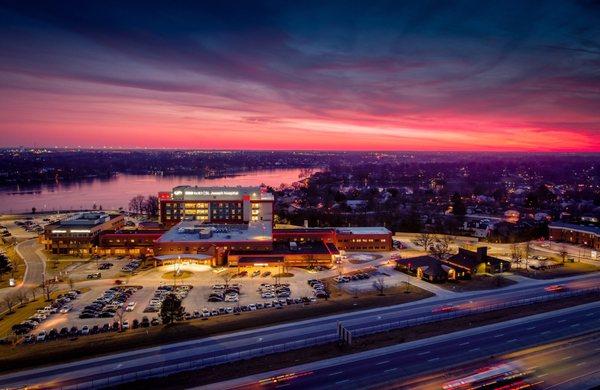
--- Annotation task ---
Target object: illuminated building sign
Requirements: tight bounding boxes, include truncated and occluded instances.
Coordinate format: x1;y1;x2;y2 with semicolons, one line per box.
174;190;240;196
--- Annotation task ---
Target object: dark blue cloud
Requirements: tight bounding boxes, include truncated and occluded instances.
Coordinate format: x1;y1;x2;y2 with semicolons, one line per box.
0;0;598;139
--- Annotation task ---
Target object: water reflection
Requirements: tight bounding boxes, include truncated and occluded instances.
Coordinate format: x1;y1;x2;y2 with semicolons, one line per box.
0;169;310;213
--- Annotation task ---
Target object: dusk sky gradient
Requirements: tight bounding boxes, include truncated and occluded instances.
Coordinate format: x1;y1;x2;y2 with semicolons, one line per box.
1;1;599;151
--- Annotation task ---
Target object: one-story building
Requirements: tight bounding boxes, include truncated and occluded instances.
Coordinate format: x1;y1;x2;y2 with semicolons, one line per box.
442;247;511;275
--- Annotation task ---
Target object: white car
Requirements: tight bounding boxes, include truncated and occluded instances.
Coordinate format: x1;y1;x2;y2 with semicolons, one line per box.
59;305;72;314
125;302;137;311
122;320;130;330
261;292;275;299
36;331;47;341
248;304;257;311
81;325;90;335
211;284;225;290
201;309;210;317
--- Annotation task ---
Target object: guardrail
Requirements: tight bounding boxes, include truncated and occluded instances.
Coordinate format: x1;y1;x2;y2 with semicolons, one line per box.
59;287;600;389
350;286;600;337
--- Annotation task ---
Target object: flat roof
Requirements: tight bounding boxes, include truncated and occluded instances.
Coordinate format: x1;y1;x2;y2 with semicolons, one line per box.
157;220;272;244
335;227;392;235
550;222;600;236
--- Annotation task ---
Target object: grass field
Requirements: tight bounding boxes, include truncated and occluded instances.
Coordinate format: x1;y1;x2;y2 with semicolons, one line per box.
514;261;600;279
0;284;434;372
439;274;518;292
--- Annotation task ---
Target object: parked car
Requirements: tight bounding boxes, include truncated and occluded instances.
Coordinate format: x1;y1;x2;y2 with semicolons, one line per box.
87;272;102;279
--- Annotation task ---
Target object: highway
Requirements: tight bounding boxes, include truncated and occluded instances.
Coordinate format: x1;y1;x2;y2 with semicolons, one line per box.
0;273;598;389
208;302;600;390
399;332;600;390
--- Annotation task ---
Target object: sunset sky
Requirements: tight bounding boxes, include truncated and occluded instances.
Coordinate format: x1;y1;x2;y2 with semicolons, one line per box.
0;1;599;151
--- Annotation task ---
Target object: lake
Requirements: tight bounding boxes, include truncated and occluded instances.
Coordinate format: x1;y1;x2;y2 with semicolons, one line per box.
0;168;310;214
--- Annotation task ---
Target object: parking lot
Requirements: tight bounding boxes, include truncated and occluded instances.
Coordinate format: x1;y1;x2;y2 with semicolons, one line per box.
11;247;407;343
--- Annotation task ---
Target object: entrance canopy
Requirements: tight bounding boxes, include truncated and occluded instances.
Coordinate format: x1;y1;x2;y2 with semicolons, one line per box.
155;254;213;263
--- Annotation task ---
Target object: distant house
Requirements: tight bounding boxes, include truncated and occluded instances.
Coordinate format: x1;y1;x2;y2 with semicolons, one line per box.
443;247;511;275
395;255;461;283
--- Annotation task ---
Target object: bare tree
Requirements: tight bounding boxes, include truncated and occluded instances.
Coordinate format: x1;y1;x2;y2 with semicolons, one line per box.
3;294;16;313
558;245;569;264
413;233;435;251
15;290;28;306
115;307;125;332
142;195;159;217
510;244;523;269
29;286;41;301
523;241;531;272
430;236;452;261
42;282;57;301
372;277;387;296
220;271;234;289
128;195;146;215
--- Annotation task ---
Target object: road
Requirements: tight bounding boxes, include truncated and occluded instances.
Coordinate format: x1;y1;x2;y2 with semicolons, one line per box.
208;302;600;390
0;239;46;302
15;239;46;289
399;332;600;390
0;273;598;389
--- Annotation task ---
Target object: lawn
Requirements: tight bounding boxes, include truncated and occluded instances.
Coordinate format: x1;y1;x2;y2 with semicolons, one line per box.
0;284;434;372
438;274;518;292
514;261;600;279
0;244;25;289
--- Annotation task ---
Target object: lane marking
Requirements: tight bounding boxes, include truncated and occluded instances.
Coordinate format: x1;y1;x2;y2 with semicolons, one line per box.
538;373;549;378
384;368;398;373
336;379;350;385
586;313;594;317
469;348;480;352
418;351;431;356
557;319;567;323
376;361;390;366
507;339;518;343
328;371;344;376
541;331;551;335
577;362;587;366
570;323;580;327
562;356;572;360
428;357;440;362
459;342;470;346
494;334;504;338
526;326;536;330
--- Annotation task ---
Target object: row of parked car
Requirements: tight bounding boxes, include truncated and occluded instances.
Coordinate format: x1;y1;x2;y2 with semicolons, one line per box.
14;219;45;234
143;285;191;312
195;296;319;318
98;262;114;270
79;286;141;319
121;259;142;272
11;290;81;336
258;283;291;299
208;283;241;302
333;272;372;283
22;316;164;344
307;279;330;299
